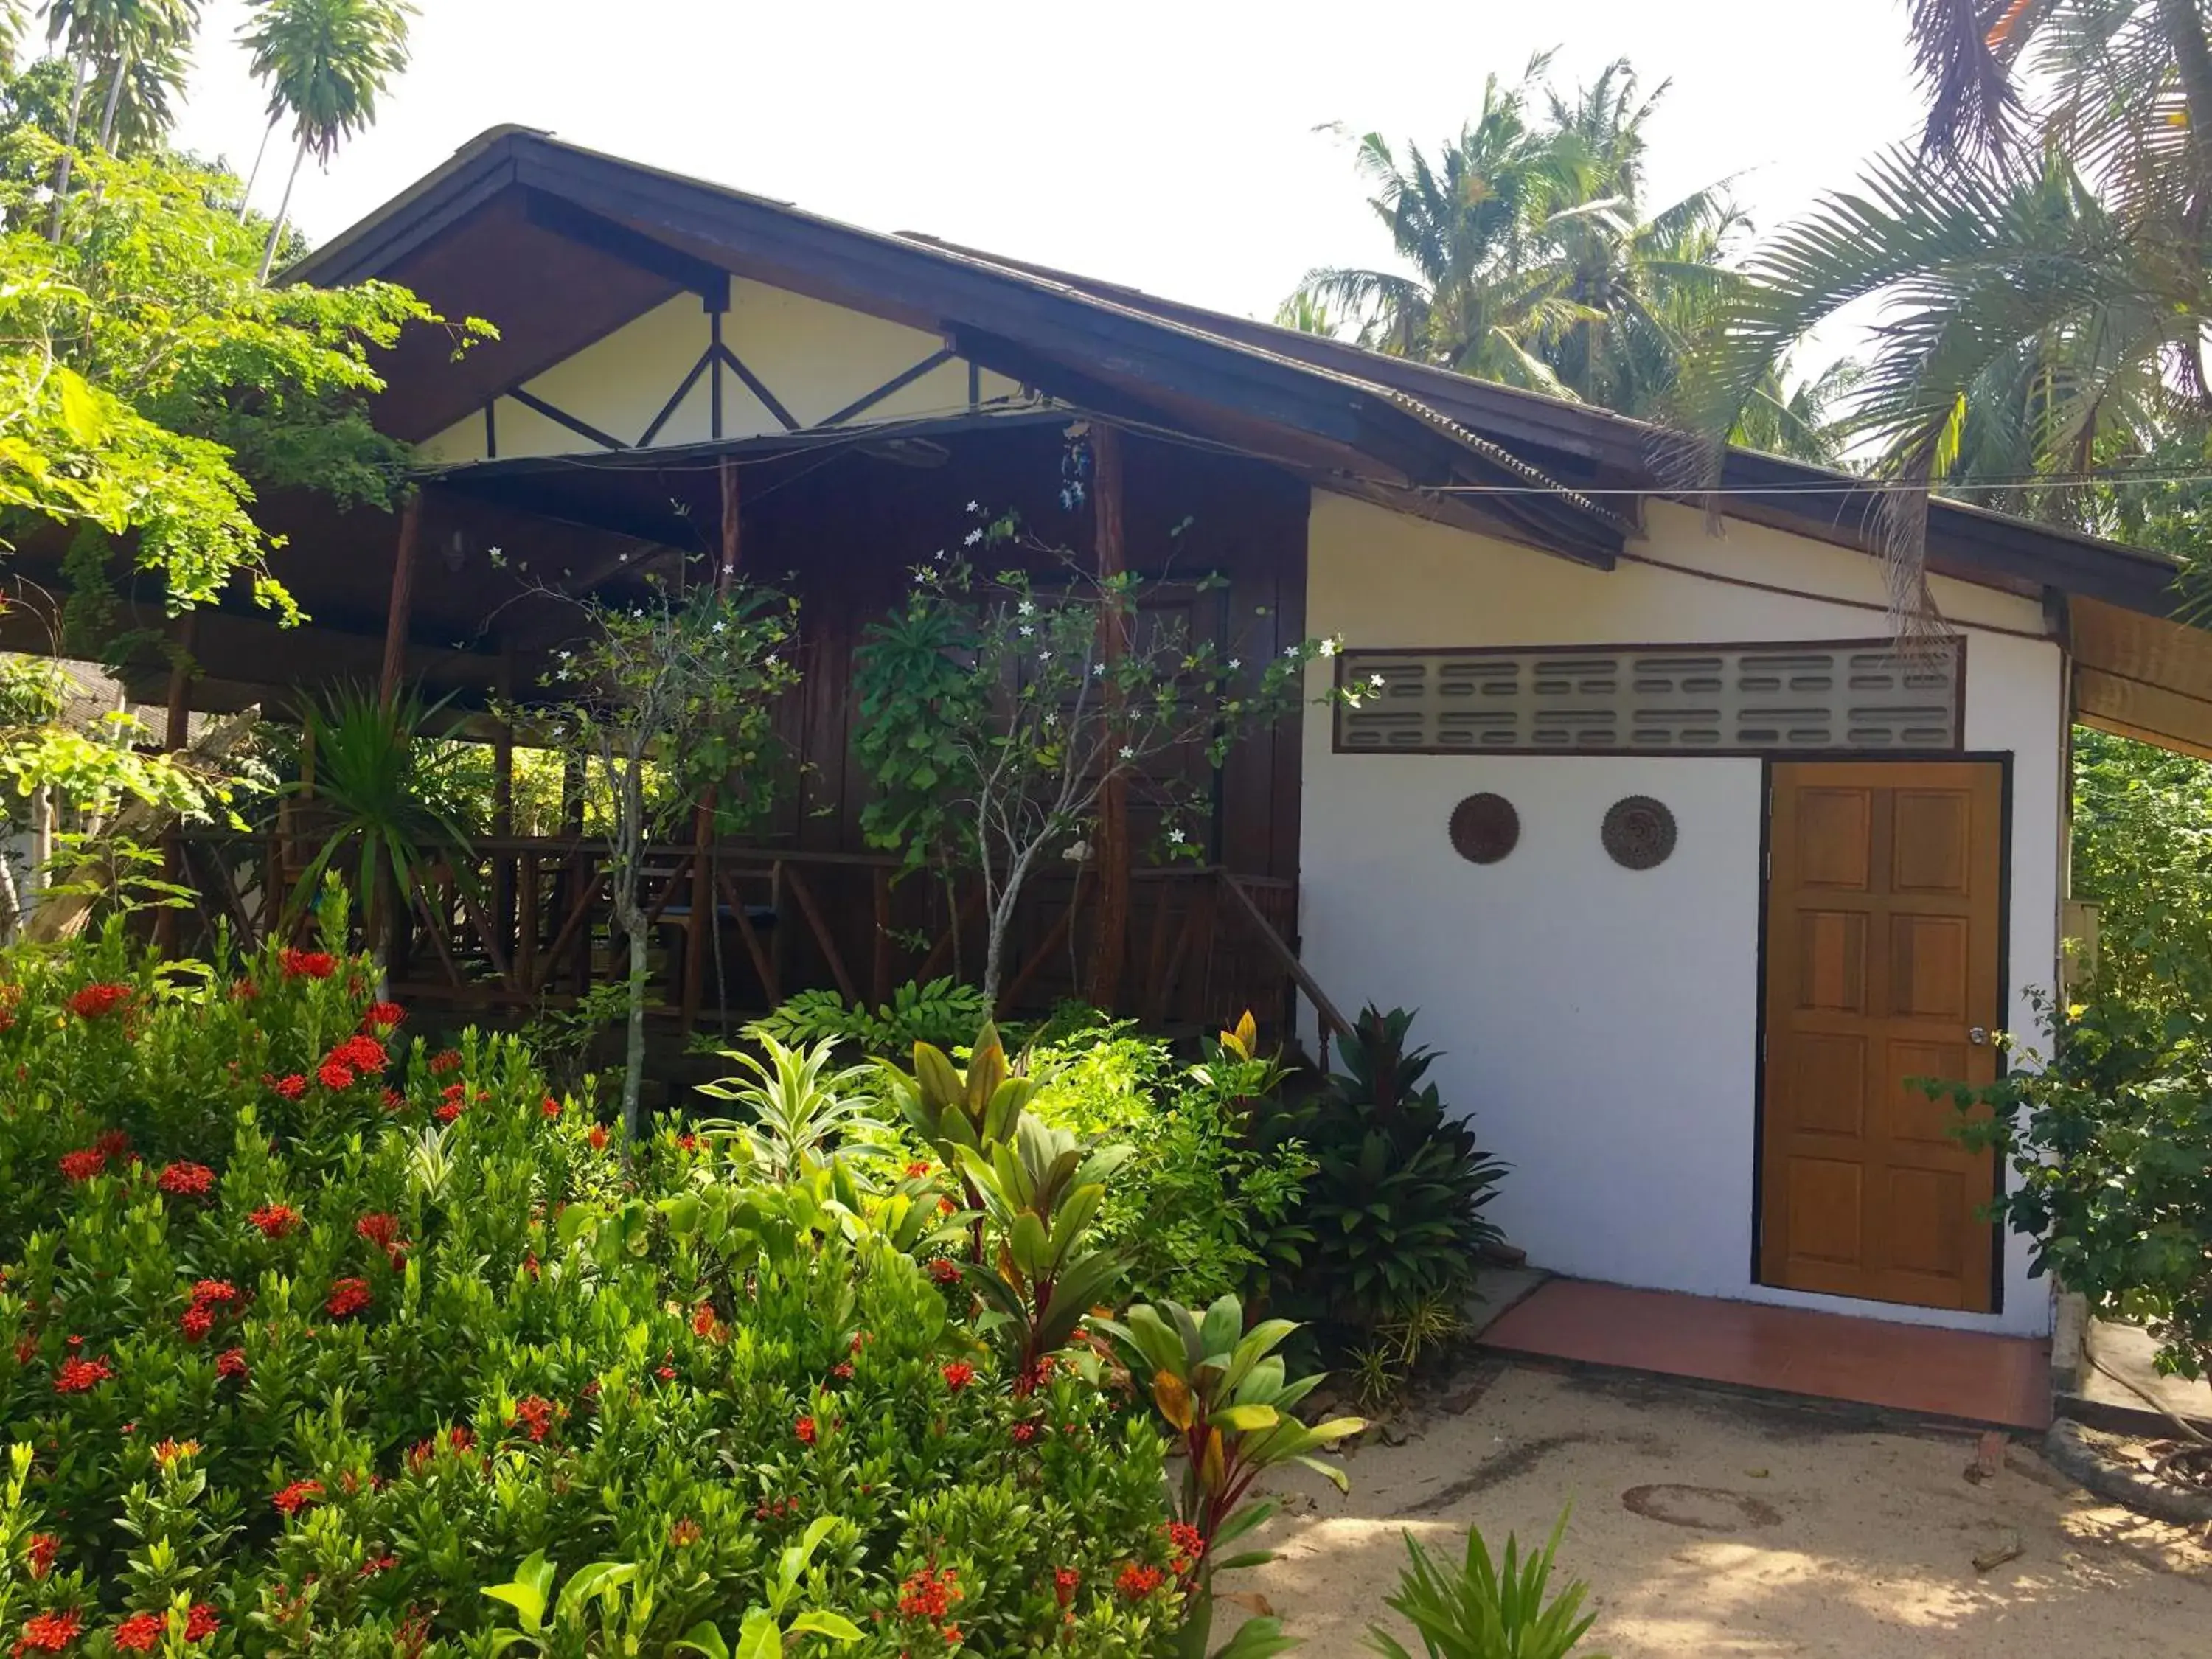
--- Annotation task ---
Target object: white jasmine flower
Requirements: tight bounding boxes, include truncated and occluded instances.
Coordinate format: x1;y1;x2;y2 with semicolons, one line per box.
964;528;983;546
765;653;779;667
1119;744;1134;759
967;500;980;512
1319;639;1338;658
1039;650;1053;662
1370;672;1385;687
1227;657;1240;670
1168;827;1186;844
487;545;502;557
1092;662;1106;677
1018;599;1034;616
712;621;726;633
1019;625;1034;638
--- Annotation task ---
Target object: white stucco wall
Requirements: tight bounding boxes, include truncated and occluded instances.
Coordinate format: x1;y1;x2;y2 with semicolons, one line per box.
1301;493;2065;1336
417;282;1032;465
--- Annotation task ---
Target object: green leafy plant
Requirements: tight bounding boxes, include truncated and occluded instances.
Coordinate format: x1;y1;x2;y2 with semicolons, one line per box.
1366;1512;1605;1659
1278;1006;1506;1328
1110;1294;1366;1655
877;1021;1042;1245
748;977;993;1059
695;1032;889;1183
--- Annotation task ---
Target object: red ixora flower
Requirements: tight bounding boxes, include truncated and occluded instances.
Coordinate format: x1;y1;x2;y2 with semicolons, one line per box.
13;1608;83;1653
356;1213;405;1252
669;1517;703;1547
215;1347;248;1381
905;1159;933;1179
332;1034;389;1074
794;1415;818;1446
587;1124;610;1151
541;1095;562;1117
325;1278;372;1318
428;1048;463;1076
898;1566;964;1622
279;949;336;981
941;1361;974;1392
93;1129;131;1161
69;982;131;1019
271;1073;307;1102
316;1060;357;1092
512;1395;556;1444
1010;1421;1040;1446
248;1203;301;1239
1116;1562;1166;1601
1053;1566;1079;1606
1166;1521;1205;1561
830;1361;855;1382
180;1304;215;1343
156;1161;216;1198
361;1001;406;1031
928;1258;962;1286
54;1354;113;1394
111;1613;163;1652
24;1533;58;1579
272;1478;323;1517
56;1147;105;1183
181;1606;218;1644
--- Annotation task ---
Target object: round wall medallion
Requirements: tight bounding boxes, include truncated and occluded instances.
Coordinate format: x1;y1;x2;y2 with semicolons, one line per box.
1449;793;1520;864
1601;796;1677;870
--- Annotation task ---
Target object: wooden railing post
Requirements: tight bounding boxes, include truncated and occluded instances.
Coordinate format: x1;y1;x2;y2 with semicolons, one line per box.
1086;423;1132;1009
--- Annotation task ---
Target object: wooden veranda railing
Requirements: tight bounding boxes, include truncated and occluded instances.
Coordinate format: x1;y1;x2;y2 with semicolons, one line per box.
169;830;1341;1051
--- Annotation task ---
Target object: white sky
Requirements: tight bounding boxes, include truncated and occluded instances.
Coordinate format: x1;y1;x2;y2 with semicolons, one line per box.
170;0;1927;336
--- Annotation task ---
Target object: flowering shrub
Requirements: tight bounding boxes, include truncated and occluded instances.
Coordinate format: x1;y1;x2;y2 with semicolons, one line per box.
0;919;1186;1655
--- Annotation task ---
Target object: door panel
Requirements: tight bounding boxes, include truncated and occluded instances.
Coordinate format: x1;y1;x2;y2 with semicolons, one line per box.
1760;761;2003;1312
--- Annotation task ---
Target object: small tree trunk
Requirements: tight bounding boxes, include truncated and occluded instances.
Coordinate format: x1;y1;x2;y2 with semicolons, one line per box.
95;45;131;153
237;114;277;220
48;55;93;242
621;912;648;1140
259;130;309;282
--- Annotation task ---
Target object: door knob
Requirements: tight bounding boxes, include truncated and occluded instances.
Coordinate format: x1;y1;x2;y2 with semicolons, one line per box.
1968;1026;1989;1046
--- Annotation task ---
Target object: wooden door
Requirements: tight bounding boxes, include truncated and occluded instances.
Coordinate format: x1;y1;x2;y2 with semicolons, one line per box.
1759;761;2003;1312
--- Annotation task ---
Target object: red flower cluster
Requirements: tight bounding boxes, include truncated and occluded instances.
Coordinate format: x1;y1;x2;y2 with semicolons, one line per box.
794;1415;818;1446
1166;1520;1206;1575
587;1124;610;1151
428;1048;463;1076
1053;1566;1080;1607
356;1212;408;1268
93;1128;131;1161
24;1533;58;1579
691;1304;718;1338
897;1566;964;1622
541;1095;562;1117
330;1033;389;1074
830;1360;855;1382
669;1516;703;1547
271;1478;322;1517
231;978;259;1001
406;1425;474;1472
112;1604;217;1651
57;1147;106;1182
156;1161;216;1197
248;1203;301;1239
1116;1562;1166;1600
316;1059;357;1091
941;1361;974;1392
435;1082;479;1122
69;982;131;1020
905;1160;934;1179
13;1609;82;1654
361;1554;398;1577
325;1277;372;1318
361;1001;406;1031
54;1353;112;1394
279;949;336;981
512;1395;556;1444
179;1279;238;1343
270;1073;307;1101
928;1258;962;1285
216;1347;249;1382
1010;1422;1040;1447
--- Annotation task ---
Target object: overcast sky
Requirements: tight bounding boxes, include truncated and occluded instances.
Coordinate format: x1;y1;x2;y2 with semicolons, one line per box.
170;0;1927;334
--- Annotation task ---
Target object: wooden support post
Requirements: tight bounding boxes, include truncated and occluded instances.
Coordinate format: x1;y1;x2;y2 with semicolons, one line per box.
157;615;195;952
378;493;424;705
681;459;742;1031
1085;424;1132;1010
493;639;516;969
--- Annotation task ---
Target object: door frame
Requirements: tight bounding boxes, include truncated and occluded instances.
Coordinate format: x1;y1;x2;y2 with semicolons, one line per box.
1748;750;2014;1314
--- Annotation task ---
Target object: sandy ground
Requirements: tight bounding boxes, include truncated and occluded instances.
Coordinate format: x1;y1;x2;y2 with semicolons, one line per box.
1245;1361;2212;1658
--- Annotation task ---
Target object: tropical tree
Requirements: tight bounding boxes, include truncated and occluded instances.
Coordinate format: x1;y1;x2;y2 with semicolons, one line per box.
1672;1;2212;619
239;0;414;280
1295;58;1753;423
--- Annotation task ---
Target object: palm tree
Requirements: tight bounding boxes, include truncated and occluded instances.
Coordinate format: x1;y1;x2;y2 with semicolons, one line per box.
1675;3;2212;616
240;0;414;282
1295;59;1753;422
92;0;193;153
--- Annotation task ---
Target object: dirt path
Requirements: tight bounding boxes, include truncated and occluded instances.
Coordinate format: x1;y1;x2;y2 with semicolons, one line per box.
1249;1363;2211;1658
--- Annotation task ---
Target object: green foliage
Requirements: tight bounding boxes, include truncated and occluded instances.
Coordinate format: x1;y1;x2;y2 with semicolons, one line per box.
0;910;1186;1655
1107;1294;1364;1652
850;487;1338;1002
748;978;992;1060
1365;1512;1604;1659
695;1033;888;1183
287;681;477;933
2068;726;2212;1000
1940;984;2212;1382
1028;1020;1313;1312
1273;1007;1505;1327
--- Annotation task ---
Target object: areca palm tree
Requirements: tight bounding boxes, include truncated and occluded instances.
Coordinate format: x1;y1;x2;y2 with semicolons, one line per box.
240;0;414;282
1675;2;2212;620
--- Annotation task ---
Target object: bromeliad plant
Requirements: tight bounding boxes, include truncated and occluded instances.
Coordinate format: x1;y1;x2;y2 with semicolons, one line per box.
1110;1294;1366;1656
